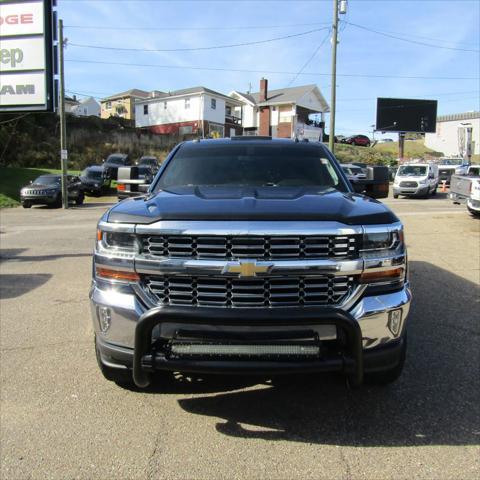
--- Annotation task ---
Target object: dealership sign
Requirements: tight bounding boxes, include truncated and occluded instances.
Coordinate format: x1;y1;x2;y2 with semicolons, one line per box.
0;1;54;112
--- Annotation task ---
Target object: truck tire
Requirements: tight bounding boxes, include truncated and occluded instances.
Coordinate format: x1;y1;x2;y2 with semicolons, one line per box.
393;194;399;199
75;193;85;205
22;201;32;208
364;335;407;386
95;336;134;387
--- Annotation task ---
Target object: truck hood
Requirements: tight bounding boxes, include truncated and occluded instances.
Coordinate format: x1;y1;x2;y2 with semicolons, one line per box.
106;186;398;225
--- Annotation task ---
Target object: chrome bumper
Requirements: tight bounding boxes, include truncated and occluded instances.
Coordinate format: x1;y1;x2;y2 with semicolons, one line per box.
90;281;411;351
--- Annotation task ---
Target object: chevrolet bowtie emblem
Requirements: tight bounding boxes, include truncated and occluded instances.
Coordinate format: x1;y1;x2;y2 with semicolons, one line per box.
223;260;272;277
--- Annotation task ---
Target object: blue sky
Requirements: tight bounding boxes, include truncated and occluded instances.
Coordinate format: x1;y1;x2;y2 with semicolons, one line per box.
60;0;480;137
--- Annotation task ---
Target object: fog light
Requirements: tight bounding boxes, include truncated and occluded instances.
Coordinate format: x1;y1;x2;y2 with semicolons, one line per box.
388;309;402;337
97;307;111;333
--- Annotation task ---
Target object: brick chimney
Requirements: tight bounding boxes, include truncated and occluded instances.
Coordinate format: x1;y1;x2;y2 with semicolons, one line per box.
259;78;268;102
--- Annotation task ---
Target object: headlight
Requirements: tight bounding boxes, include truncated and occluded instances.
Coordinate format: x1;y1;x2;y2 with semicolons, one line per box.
96;229;139;258
361;230;402;252
418;179;426;185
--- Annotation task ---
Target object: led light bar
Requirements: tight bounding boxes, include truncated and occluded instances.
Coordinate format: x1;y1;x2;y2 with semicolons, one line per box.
170;344;320;357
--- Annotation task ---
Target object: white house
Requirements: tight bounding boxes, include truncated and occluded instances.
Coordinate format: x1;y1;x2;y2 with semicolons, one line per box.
229;79;330;140
425;111;480;158
135;87;243;137
71;96;101;117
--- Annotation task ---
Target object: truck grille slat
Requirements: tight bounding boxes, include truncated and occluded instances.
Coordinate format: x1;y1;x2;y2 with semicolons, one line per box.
143;275;355;308
142;234;360;260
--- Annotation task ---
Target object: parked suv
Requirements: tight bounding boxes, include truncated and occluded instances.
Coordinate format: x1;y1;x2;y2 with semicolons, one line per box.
341;135;371;147
20;174;84;208
136;156;160;173
103;153;130;180
91;138;411;389
80;165;109;196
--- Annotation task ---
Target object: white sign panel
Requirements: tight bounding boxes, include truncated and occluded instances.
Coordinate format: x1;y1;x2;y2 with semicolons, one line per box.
0;2;44;37
0;37;46;71
0;71;46;106
0;1;53;111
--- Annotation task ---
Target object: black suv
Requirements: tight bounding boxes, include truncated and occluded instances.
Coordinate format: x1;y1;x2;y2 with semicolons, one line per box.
103;153;130;180
136;156;159;173
80;165;109;196
20;174;84;208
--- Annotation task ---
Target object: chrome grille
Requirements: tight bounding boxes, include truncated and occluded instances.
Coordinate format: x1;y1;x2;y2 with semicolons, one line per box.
143;275;355;308
399;181;418;188
142;235;359;259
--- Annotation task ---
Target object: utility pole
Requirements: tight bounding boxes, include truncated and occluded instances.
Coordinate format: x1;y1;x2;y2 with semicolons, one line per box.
328;0;347;152
328;0;339;153
58;19;68;209
399;132;405;162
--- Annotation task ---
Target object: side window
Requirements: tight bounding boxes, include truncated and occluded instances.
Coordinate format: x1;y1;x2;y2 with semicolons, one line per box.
211;98;216;110
164;101;167;110
185;98;190;109
143;104;148;115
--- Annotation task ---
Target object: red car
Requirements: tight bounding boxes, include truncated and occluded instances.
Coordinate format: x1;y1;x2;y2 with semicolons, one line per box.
342;135;371;147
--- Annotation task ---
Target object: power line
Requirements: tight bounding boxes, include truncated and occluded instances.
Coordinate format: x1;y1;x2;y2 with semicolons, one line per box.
343;21;480;53
65;58;480;81
68;27;329;52
65;21;330;31
287;29;331;87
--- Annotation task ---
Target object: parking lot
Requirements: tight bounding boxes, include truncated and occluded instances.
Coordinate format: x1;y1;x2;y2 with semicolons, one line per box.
0;192;479;480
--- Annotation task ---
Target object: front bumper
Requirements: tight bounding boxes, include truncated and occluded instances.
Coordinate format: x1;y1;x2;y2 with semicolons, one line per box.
393;185;429;196
91;281;411;386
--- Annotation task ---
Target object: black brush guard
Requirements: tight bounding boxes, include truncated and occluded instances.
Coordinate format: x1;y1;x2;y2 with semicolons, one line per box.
133;306;363;388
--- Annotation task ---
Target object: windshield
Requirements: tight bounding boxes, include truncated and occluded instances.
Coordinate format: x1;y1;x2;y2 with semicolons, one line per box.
138;166;151;175
439;159;462;165
106;156;125;165
81;169;103;179
156;144;344;190
397;166;427;176
140;158;156;165
33;175;60;185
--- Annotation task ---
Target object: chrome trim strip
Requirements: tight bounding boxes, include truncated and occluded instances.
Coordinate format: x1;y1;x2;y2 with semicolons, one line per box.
133;257;363;276
94;253;136;272
98;220;136;233
135;220;363;236
362;222;403;235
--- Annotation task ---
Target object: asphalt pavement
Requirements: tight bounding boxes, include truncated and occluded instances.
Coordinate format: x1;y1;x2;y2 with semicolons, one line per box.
0;192;479;480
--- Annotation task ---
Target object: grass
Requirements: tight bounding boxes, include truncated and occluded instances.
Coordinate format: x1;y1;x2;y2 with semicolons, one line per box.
0;167;80;208
372;139;443;159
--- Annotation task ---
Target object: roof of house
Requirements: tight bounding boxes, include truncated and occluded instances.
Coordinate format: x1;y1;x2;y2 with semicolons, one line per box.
79;96;99;105
137;86;243;105
65;95;80;105
101;89;150;101
437;111;480;123
232;84;329;112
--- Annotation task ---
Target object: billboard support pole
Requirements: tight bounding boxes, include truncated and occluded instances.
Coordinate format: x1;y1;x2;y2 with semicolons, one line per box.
328;0;339;153
58;18;68;209
399;132;405;162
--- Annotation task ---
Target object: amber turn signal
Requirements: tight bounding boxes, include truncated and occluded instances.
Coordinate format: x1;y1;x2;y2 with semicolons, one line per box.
95;267;139;282
97;229;103;241
117;184;126;191
360;268;404;283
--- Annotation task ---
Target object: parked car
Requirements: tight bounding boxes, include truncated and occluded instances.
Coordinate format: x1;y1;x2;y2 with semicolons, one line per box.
341;163;367;182
136;156;160;173
393;163;439;198
341;135;371;147
92;137;410;389
450;168;480;217
436;158;468;185
20;174;84;208
377;138;394;144
80;165;109;196
103;153;130;180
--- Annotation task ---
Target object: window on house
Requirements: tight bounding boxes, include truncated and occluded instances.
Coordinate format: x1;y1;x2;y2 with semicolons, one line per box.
185;98;190;109
226;105;232;116
164;101;168;109
211;98;216;110
105;101;111;109
143;104;148;115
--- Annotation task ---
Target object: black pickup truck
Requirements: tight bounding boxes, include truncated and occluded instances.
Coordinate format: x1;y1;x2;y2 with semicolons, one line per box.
91;138;411;389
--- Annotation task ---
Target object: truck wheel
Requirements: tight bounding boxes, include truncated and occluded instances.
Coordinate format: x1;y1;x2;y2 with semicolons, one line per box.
432;185;437;196
364;335;407;386
95;336;134;387
467;206;480;217
393;194;399;199
22;201;32;208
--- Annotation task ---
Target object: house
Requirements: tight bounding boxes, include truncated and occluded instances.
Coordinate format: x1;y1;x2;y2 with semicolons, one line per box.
100;89;151;121
424;111;480;158
135;87;243;137
71;96;101;117
230;79;330;141
64;95;80;114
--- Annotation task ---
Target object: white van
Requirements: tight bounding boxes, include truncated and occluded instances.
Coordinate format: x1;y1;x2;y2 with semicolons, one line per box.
393;163;439;198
